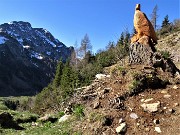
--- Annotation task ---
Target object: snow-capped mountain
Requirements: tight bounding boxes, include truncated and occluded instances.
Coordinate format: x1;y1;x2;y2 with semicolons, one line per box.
0;21;73;96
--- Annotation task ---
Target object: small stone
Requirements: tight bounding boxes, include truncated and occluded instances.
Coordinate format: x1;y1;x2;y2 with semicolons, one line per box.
130;113;138;119
153;119;160;124
155;127;161;133
166;108;175;114
38;114;50;122
161;90;168;94
163;107;167;109
144;98;153;103
95;74;110;80
137;123;140;126
145;127;150;132
173;103;179;107
58;115;71;123
119;118;125;124
32;122;38;126
116;122;127;133
173;85;178;89
141;101;160;113
163;94;171;98
103;88;111;93
93;99;100;109
140;99;145;102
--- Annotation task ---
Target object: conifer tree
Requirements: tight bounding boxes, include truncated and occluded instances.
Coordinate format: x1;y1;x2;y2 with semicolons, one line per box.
160;15;172;35
60;60;78;97
117;32;124;46
53;59;63;87
162;15;170;28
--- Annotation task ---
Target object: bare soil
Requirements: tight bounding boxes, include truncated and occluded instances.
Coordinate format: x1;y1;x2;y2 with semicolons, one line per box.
70;64;180;135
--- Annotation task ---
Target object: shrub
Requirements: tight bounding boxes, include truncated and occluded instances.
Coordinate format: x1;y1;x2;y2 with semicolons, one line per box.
160;51;171;59
3;99;19;110
73;104;84;120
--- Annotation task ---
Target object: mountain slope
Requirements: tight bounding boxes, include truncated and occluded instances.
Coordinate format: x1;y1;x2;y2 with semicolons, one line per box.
156;31;180;69
0;21;73;96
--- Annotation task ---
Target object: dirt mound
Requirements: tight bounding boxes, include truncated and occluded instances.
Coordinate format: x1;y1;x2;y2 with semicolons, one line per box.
65;63;180;135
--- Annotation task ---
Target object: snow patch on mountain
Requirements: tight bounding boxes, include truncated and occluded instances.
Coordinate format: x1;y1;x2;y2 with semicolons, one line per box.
17;38;23;44
0;36;8;44
35;30;56;47
46;51;51;55
31;52;43;60
23;45;30;49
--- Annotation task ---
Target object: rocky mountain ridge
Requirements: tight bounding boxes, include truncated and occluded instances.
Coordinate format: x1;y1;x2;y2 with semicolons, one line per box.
0;21;73;96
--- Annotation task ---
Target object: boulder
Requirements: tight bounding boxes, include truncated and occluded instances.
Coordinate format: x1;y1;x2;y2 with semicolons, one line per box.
141;101;160;113
95;74;110;80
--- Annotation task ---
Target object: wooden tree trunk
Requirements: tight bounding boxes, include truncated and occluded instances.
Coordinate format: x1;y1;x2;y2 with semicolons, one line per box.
129;42;153;65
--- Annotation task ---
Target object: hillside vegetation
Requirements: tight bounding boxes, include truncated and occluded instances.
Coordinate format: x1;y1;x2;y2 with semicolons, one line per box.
0;19;180;134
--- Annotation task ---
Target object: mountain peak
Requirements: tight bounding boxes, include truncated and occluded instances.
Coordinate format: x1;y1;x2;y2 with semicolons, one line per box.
8;21;32;27
0;21;73;96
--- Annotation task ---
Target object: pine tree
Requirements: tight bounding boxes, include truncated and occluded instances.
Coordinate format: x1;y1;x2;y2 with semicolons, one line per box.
162;15;170;28
60;60;78;98
115;30;130;61
160;15;172;35
53;59;63;87
117;32;124;46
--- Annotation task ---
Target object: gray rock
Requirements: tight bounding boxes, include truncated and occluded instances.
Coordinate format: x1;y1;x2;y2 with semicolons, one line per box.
141;101;160;112
39;114;58;123
173;85;178;89
58;114;71;123
119;118;125;124
161;90;168;94
144;98;154;103
93;99;100;109
95;74;110;80
155;126;161;133
163;94;171;98
130;113;138;119
116;122;127;133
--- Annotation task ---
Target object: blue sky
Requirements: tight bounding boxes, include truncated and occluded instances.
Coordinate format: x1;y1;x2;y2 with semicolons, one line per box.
0;0;179;53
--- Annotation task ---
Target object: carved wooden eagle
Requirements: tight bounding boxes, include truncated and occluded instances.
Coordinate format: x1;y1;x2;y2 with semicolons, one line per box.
132;4;158;45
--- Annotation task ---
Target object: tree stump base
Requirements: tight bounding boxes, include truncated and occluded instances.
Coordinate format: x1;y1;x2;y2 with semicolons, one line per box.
129;42;180;76
129;42;154;65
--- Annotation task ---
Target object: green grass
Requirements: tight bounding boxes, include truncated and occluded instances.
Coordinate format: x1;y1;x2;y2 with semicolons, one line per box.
160;50;171;59
1;116;82;135
73;105;84;120
0;97;83;135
